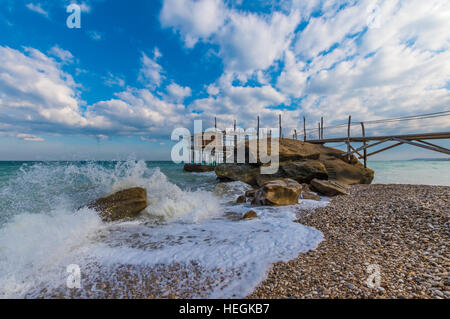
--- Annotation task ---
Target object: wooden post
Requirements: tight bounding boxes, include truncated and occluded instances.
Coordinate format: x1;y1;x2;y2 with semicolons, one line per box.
191;136;194;164
214;117;217;130
222;130;226;163
321;117;324;140
294;129;297;140
257;116;260;140
361;122;367;168
347;115;352;161
318;122;321;139
303;117;306;142
234;119;237;144
234;120;237;162
257;116;260;162
279;114;282;139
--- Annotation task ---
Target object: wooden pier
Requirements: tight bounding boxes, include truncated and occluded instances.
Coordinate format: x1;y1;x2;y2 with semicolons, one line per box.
188;111;450;167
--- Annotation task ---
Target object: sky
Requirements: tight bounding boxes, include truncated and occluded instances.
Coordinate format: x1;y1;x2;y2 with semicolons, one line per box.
0;0;449;161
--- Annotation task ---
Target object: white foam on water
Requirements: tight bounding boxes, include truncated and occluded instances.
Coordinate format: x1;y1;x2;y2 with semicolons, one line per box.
0;207;103;298
0;160;328;298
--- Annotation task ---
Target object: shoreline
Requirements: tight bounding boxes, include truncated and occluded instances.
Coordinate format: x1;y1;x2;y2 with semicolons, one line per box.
248;184;449;299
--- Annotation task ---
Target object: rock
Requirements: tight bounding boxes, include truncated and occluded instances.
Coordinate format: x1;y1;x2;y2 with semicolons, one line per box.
236;195;246;203
245;189;258;199
252;179;302;206
242;210;258;220
88;187;147;222
280;161;328;183
301;190;321;201
183;164;215;172
310;179;349;196
215;139;374;187
215;164;260;185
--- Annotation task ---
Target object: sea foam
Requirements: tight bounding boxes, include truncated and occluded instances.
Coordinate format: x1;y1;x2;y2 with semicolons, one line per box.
0;160;326;298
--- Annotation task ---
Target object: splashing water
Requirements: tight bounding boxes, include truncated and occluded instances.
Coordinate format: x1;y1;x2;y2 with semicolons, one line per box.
0;160;326;298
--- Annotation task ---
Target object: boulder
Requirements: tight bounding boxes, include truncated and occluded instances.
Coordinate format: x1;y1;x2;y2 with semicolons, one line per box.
252;179;302;206
88;187;148;222
236;195;246;203
310;179;349;196
183;164;215;172
215;164;260;185
242;210;258;220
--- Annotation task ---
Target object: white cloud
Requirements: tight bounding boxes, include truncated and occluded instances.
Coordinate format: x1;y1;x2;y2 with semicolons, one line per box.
87;30;102;41
0;46;86;132
88;88;190;135
166;83;192;102
160;0;226;48
103;72;125;87
26;3;49;18
48;45;74;64
161;0;301;76
216;10;300;74
138;49;165;88
276;50;307;98
294;2;367;58
189;73;288;127
16;133;45;142
0;46;192;139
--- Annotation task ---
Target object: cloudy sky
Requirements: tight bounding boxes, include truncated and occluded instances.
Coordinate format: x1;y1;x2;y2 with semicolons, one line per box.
0;0;449;160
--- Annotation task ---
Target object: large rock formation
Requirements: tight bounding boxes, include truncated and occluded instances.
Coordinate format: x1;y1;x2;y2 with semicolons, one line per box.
88;187;148;222
252;178;302;206
215;139;374;189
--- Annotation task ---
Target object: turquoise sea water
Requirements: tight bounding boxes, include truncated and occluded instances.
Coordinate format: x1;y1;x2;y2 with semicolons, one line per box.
369;160;450;186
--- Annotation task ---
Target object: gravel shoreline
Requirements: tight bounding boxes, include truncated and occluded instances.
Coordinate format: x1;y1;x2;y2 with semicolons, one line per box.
248;184;449;299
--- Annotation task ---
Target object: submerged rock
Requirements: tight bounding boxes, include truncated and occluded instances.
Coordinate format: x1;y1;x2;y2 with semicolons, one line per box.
183;164;215;172
242;210;258;220
252;179;302;206
236;195;246;203
88;187;148;221
310;179;349;196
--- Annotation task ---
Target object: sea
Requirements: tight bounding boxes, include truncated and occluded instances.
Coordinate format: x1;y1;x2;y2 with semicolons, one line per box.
0;159;448;298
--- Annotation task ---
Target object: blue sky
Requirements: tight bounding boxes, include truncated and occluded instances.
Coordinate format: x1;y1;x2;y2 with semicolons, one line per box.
0;0;449;160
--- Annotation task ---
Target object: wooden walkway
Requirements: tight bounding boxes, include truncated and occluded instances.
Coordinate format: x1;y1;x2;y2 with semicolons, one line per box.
189;111;450;167
304;114;450;168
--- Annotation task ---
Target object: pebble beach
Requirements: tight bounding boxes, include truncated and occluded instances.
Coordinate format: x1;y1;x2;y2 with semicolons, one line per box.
249;184;450;299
